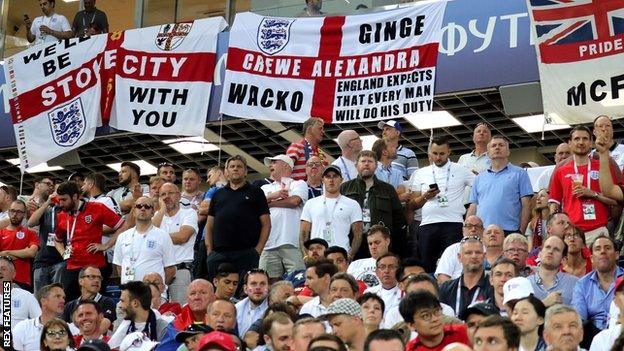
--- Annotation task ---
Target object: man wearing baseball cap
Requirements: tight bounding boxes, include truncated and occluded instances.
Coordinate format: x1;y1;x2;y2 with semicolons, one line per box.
323;298;366;351
300;165;363;260
260;154;309;282
378;120;419;180
198;331;238;351
460;302;500;341
175;324;213;351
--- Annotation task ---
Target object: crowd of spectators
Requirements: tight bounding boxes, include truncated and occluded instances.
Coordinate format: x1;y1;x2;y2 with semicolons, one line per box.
2;114;624;351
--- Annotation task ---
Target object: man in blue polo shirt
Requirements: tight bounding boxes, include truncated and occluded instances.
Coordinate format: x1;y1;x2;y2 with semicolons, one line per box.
467;136;533;234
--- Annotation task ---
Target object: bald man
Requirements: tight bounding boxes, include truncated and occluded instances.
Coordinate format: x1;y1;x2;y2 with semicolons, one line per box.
536;143;571;191
593;115;624;170
332;130;362;182
157;279;215;351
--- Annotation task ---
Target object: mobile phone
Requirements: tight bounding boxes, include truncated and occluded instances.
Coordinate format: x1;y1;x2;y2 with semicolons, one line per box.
429;183;439;190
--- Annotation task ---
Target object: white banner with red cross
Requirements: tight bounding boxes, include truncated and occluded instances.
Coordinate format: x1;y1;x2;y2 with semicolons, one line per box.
526;0;624;125
5;36;107;172
219;2;447;124
108;17;227;136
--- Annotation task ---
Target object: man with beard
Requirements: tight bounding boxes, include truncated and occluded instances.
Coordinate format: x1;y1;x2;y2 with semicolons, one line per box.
72;300;110;346
333;130;362;182
13;283;66;351
158;279;215;351
236;269;270;337
435;215;484;284
207;299;237;332
528;236;578;307
348;224;391;288
0;200;39;289
61;266;115;334
439;236;494;318
364;253;401;318
108;281;169;349
153;183;198;304
549;126;619;247
408;136;475;272
573;236;623;340
263;312;294;351
54;181;126;301
341;151;406;258
286;117;326;181
107;161;147;214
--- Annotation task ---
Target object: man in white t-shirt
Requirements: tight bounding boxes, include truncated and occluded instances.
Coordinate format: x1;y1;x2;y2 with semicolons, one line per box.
434;215;484;284
536;142;571;191
408;136;475;273
300;165;363;259
364;253;402;317
114;196;176;285
332;130;362;182
153;183;198;305
261;154;309;282
25;0;73;46
0;257;41;333
347;224;391;288
13;283;66;351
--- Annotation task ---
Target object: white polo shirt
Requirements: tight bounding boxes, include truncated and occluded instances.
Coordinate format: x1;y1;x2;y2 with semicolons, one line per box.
13;316;44;351
300;195;362;251
261;179;309;250
409;162;475;225
0;286;41;333
347;257;379;287
434;242;462;279
159;208;198;263
113;225;177;284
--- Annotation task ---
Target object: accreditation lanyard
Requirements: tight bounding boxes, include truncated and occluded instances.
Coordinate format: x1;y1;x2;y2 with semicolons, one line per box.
340;157;352;181
573;156;592;189
456;284;480;314
82;11;96;28
323;196;341;227
66;211;80;246
130;227;149;263
432;162;452;193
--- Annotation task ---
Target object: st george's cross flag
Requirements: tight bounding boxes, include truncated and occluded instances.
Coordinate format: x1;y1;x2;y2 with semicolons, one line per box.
220;2;447;124
527;0;624;125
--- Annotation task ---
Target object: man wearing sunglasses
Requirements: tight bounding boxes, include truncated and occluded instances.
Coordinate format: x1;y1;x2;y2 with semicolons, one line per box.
0;200;39;290
113;196;177;286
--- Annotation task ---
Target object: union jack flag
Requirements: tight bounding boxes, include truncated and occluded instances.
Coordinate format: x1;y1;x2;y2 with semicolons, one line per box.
529;0;624;63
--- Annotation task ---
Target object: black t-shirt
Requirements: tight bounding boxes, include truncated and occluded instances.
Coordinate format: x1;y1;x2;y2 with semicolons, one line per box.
72;9;108;36
208;182;270;251
33;206;63;269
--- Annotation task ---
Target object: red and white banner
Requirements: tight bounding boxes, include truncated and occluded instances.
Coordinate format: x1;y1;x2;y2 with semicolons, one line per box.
6;36;107;171
109;17;227;136
527;0;624;125
220;2;447;124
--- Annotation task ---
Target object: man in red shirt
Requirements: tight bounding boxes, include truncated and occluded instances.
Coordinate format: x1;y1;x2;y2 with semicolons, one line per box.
286;117;327;180
399;290;470;351
0;200;39;290
54;181;125;301
549;126;620;247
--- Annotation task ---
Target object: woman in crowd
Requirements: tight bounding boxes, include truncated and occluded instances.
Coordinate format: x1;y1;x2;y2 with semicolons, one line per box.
526;189;550;251
562;225;592;278
510;295;546;351
357;293;385;338
40;318;76;351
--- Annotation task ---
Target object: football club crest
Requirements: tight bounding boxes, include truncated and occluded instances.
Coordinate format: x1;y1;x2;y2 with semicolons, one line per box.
257;17;294;55
156;22;193;51
16;231;24;239
147;240;156;249
48;98;86;147
84;215;92;224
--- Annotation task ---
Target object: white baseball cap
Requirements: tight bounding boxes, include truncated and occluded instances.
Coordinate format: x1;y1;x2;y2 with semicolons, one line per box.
503;277;534;305
263;154;294;169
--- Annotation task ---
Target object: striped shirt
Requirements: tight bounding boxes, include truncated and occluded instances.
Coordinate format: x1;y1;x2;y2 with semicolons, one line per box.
393;144;419;179
286;138;327;180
